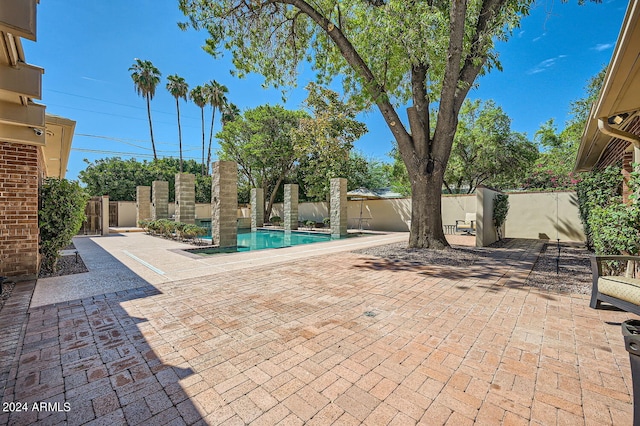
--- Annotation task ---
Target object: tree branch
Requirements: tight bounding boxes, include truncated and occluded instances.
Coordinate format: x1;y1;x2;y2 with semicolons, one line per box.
273;0;413;156
455;0;506;110
433;0;467;162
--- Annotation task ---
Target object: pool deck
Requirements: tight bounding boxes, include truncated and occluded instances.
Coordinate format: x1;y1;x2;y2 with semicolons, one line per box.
0;232;635;425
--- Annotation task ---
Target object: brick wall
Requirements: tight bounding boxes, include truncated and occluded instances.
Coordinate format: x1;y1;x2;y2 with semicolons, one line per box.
0;141;40;280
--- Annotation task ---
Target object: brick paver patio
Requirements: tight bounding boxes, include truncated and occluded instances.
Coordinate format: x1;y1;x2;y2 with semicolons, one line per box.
0;238;635;425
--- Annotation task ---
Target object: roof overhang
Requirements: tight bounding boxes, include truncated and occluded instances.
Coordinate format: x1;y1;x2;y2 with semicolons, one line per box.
42;114;75;179
0;0;75;179
575;0;640;172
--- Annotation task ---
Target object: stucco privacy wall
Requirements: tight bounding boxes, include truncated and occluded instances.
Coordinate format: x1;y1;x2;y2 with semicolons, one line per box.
117;191;585;242
476;187;500;247
504;191;585;241
0;142;40;279
270;191;584;242
116;202;243;227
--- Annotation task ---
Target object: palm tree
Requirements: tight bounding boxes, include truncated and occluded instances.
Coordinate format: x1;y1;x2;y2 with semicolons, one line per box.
205;80;229;174
166;75;189;172
221;102;240;127
129;58;161;160
190;85;208;175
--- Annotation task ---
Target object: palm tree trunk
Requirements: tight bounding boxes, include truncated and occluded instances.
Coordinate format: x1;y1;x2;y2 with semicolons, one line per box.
200;107;205;175
207;108;216;175
146;94;157;160
176;98;183;173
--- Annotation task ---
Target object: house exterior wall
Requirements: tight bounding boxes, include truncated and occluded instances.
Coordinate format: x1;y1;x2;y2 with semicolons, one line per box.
0;141;41;279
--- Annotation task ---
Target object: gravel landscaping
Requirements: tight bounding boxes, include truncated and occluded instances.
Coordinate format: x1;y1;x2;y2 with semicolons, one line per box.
355;239;593;295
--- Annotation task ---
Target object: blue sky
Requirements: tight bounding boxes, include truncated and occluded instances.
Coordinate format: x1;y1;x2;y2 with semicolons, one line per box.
25;0;628;181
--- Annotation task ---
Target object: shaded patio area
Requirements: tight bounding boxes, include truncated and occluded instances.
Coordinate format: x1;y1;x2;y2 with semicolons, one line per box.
0;236;634;425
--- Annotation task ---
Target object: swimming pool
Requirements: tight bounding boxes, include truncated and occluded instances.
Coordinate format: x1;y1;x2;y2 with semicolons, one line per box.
191;229;335;255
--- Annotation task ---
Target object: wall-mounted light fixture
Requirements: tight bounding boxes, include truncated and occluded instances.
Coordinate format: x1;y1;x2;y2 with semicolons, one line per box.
607;112;630;125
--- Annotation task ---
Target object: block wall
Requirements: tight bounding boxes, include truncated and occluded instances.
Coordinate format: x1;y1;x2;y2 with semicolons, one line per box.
0;142;40;279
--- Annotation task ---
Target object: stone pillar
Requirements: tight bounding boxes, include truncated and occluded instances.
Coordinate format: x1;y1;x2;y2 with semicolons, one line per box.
136;186;151;225
251;188;264;231
101;195;110;236
151;180;169;220
330;178;348;238
284;184;298;231
212;161;238;247
175;173;195;224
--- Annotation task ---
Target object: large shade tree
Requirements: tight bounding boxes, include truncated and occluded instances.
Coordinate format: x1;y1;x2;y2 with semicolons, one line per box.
166;74;189;172
292;83;367;200
444;99;538;193
217;104;307;218
129;58;161;160
179;0;556;249
190;85;208;175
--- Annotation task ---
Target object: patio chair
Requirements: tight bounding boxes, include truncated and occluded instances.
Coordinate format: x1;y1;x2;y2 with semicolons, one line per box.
590;255;640;316
455;213;476;235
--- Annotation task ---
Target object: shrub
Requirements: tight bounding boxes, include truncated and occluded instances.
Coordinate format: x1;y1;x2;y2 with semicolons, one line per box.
138;219;150;233
181;224;207;243
576;165;622;250
270;216;281;225
323;217;331;226
39;178;88;273
305;220;315;229
493;193;509;241
589;203;640;255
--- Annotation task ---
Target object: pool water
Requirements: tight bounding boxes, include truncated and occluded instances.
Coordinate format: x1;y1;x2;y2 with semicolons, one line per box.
192;229;335;255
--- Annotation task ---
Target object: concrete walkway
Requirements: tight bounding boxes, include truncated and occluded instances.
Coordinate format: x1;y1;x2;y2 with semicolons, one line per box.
0;234;635;425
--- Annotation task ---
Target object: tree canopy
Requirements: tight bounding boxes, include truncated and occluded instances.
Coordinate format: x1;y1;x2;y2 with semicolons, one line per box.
217;104;307;217
444;99;538;193
129;59;161;160
79;157;212;203
179;0;543;248
292;83;367;199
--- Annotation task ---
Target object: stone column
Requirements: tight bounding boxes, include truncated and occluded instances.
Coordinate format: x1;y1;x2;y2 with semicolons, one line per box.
212;161;238;247
284;184;299;231
136;186;151;225
151;180;169;220
251;188;264;231
175;173;195;224
330;178;348;238
101;195;110;236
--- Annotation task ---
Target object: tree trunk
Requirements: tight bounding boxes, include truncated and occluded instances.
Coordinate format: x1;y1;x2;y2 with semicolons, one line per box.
207;108;216;175
200;108;205;175
265;175;284;220
176;98;183;173
408;172;449;249
146;94;157;160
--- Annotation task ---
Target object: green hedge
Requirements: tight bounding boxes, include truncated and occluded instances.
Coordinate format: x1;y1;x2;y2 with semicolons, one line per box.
39;178;88;273
138;219;207;244
576;164;640;255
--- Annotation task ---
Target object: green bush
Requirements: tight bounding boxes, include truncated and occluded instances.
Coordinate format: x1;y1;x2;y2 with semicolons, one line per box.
142;219;206;244
181;224;207;243
493;193;509;241
39;178;88;273
577;163;640;255
138;219;150;233
589;203;640;255
576;165;622;250
270;216;281;225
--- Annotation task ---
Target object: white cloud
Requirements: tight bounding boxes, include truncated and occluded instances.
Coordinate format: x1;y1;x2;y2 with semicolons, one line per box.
81;76;110;84
532;32;547;42
527;55;567;75
593;43;614;51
